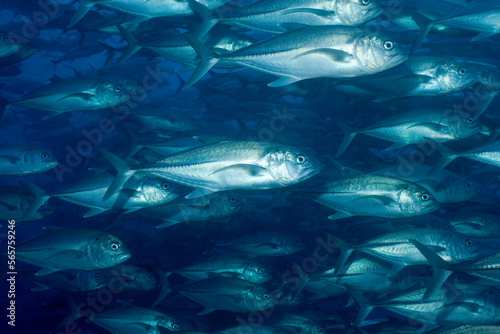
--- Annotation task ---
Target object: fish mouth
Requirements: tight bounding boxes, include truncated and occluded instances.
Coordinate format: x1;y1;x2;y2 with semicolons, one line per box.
390;52;409;66
114;252;131;263
368;7;384;20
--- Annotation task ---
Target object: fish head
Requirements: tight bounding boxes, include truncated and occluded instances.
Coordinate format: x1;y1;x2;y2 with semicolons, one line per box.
281;234;306;255
157;315;182;332
89;233;131;268
111;265;158;291
267;146;322;186
355;33;407;74
435;60;481;93
397;183;439;216
81;270;107;290
0;32;35;59
485;289;500;320
210;192;254;216
444;232;481;263
23;147;58;173
242;262;273;284
96;78;145;107
443;110;483;140
335;0;384;25
246;286;274;311
140;176;179;206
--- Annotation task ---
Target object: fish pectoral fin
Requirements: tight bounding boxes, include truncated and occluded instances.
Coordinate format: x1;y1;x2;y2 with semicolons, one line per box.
46;250;87;262
406;122;447;132
268;76;300;87
387;263;406;277
252;242;280;250
31;284;51;291
385;142;407;151
58;93;95;102
83;207;106;218
35;267;59;276
0;155;22;164
292;48;353;63
281;23;308;31
198;306;216;316
156;219;181;228
350;195;397;207
282;8;335;17
185;188;217;199
471;31;496;41
328;211;352;220
210;163;268;177
0;200;17;211
123;322;155;332
436;302;482;315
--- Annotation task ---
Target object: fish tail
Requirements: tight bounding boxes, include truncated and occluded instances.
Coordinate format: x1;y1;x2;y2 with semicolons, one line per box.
322;232;353;275
116;25;142;63
425;138;459;175
152;256;173;307
187;0;219;37
18;181;50;220
57;295;83;328
345;285;374;327
122;127;142;159
96;149;135;201
410;239;452;300
68;0;94;28
182;33;220;89
411;13;435;53
332;118;356;157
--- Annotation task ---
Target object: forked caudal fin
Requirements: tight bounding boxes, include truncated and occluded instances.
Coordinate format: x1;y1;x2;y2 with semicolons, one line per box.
18;181;51;220
425;138;460;175
332;118;357;157
411;13;436;53
182;33;220;89
96;149;135;201
68;0;94;28
186;0;220;38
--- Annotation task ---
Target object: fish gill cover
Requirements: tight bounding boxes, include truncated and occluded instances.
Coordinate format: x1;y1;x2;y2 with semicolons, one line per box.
0;0;500;333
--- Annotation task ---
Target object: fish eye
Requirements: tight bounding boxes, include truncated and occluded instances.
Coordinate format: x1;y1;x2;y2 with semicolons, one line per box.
421;193;430;201
161;182;170;190
4;35;11;42
466;240;473;247
172;323;180;330
466;117;474;124
110;242;120;250
95;273;102;280
362;0;371;4
41;152;50;159
148;275;156;281
228;196;236;203
263;293;270;299
296;155;306;164
384;41;394;50
465;181;472;188
259;268;265;273
318;328;324;333
459;68;468;76
114;86;122;93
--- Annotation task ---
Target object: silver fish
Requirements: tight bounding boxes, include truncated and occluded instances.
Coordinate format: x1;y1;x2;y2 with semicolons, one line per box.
16;227;131;276
0;146;57;175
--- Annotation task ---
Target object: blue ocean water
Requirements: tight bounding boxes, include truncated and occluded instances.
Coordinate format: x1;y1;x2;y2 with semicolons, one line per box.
1;0;500;333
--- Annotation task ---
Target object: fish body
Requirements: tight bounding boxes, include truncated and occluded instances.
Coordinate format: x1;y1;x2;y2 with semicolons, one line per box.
0;146;57;175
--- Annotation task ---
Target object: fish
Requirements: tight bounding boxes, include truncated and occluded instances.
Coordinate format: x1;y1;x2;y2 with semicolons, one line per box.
333;107;483;156
98;140;322;200
413;1;500;52
20;171;179;218
216;231;305;257
0;146;58;175
297;174;439;220
173;257;273;284
183;25;408;88
68;0;231;27
0;186;53;221
15;226;131;276
64;299;182;333
2;76;145;120
0;30;36;66
188;0;384;34
177;276;274;315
